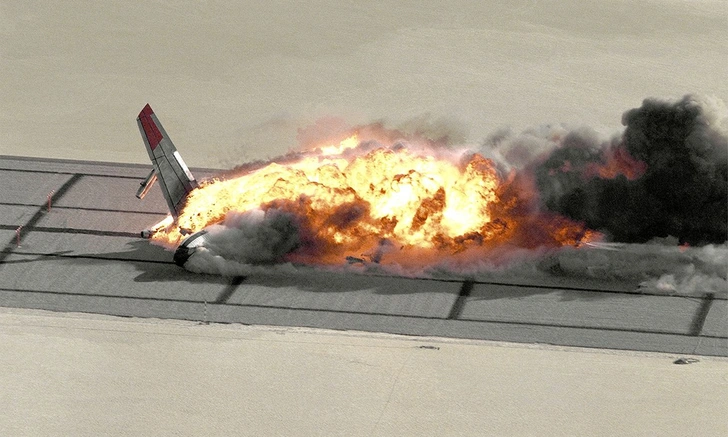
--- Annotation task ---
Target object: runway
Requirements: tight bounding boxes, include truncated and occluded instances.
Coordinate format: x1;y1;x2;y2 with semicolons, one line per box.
1;155;725;357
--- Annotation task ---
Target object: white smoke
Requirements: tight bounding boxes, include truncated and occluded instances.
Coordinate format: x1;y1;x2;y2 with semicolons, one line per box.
185;221;727;297
480;124;571;170
540;241;727;295
185;208;300;273
184;248;301;276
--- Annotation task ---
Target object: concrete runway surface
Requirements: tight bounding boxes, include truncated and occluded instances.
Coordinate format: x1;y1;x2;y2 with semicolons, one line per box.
1;308;726;437
0;155;726;436
1;156;725;357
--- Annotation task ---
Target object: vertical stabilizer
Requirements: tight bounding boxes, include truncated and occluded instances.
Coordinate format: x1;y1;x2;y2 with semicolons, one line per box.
137;104;198;217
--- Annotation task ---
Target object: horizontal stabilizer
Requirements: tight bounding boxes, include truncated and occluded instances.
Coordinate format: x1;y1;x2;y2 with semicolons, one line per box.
136;169;158;199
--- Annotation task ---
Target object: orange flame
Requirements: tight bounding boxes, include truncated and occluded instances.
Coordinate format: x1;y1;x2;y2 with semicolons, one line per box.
151;134;600;266
585;146;646;180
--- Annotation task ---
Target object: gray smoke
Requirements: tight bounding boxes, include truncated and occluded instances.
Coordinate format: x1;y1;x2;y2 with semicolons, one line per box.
534;94;728;245
199;208;301;264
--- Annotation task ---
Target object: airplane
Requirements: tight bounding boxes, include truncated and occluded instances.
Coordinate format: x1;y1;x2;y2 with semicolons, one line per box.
136;104;210;267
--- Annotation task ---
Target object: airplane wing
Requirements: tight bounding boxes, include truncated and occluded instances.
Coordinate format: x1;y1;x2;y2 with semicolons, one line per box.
136;104;198;217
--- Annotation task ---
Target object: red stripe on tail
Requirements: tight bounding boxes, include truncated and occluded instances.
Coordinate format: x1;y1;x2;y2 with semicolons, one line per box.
138;104;163;150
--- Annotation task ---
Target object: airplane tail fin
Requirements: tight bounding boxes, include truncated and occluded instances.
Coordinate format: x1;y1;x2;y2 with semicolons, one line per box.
136;104;198;217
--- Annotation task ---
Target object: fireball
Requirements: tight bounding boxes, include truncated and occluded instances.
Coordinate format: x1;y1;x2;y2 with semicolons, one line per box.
151;133;598;267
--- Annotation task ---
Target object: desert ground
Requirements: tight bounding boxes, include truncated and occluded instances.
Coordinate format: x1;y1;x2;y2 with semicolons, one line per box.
1;1;726;167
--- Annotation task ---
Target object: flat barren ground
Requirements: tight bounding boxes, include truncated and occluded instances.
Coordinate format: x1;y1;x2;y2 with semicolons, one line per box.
1;1;725;166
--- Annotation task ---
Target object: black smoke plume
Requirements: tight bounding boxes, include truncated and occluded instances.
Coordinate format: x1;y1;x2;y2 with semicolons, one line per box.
535;95;727;245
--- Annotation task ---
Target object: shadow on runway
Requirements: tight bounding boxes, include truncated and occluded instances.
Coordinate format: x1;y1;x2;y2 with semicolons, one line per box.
45;240;640;301
7;240;228;286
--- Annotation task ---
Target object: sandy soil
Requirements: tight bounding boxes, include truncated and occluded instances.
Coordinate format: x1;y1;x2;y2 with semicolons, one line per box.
1;308;725;437
1;0;726;168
